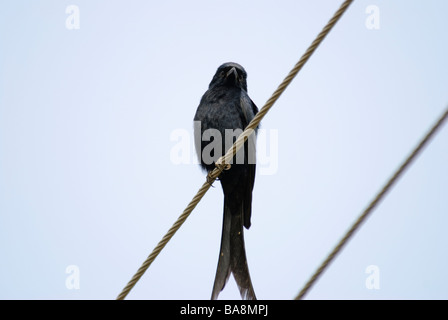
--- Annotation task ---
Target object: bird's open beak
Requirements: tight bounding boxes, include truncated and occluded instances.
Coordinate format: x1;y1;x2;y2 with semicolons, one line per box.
226;67;238;80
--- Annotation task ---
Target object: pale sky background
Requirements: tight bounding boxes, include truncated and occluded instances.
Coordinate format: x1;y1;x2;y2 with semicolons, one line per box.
0;1;447;300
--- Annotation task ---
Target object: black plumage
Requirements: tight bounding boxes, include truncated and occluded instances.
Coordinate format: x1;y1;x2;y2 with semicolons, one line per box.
194;62;258;300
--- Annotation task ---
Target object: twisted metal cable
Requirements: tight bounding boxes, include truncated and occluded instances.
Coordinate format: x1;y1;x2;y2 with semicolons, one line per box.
116;171;221;300
116;0;354;300
295;105;448;300
220;0;354;166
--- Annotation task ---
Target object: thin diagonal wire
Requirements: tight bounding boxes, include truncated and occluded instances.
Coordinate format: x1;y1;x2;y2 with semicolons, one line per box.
220;0;354;166
116;169;222;300
295;105;448;300
116;0;354;300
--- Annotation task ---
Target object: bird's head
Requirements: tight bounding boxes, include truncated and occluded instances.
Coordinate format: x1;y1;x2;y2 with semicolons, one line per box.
209;62;248;92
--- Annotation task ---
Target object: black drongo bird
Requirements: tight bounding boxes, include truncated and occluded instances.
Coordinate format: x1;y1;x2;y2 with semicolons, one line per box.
193;62;258;300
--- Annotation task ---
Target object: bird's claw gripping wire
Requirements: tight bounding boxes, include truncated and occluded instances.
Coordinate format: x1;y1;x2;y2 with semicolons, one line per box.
215;156;232;171
206;157;231;187
206;172;216;187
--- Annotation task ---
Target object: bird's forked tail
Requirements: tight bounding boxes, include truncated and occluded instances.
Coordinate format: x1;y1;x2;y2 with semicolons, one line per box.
211;196;256;300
